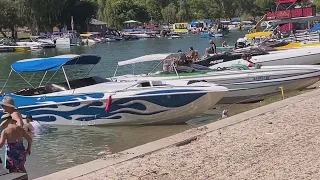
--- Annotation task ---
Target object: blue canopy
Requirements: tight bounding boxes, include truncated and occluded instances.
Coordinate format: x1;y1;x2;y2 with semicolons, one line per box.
11;54;101;73
203;19;212;24
310;24;320;32
190;22;199;27
232;18;240;22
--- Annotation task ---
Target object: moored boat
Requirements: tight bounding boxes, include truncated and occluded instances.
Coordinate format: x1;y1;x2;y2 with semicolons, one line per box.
0;54;227;125
113;54;320;104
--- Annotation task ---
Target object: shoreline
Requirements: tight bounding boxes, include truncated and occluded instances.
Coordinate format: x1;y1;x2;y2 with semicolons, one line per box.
36;86;320;180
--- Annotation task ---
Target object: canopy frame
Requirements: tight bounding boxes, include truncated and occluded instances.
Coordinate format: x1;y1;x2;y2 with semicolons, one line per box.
113;53;182;79
1;54;101;95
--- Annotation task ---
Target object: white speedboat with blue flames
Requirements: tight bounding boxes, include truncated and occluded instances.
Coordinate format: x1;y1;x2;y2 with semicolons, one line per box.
0;55;227;125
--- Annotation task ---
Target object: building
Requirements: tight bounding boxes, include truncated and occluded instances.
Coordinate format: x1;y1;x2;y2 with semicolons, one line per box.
87;19;108;33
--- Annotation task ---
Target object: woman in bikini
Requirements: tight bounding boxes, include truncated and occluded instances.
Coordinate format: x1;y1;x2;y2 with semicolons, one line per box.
0;114;32;177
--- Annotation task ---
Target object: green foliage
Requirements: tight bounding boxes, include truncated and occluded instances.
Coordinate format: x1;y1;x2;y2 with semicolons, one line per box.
0;0;97;35
162;3;177;23
0;0;292;31
313;0;320;13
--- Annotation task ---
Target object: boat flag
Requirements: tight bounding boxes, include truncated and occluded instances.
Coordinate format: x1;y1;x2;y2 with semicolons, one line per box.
71;16;74;32
105;95;112;112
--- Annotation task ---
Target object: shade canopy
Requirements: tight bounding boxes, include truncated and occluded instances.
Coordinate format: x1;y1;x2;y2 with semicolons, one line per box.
310;24;320;32
12;54;101;73
118;53;177;66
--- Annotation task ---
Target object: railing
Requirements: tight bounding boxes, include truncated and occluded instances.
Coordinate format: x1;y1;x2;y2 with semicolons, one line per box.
285;32;320;42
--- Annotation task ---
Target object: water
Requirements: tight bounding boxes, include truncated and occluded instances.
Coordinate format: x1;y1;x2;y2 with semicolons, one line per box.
0;32;245;179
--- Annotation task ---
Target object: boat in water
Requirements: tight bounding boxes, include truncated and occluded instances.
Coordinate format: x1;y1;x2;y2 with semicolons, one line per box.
209;46;320;69
196;47;269;67
0;54;227;125
113;54;320;104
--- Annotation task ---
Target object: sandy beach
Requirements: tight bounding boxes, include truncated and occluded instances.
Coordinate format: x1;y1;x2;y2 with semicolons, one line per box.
68;88;320;180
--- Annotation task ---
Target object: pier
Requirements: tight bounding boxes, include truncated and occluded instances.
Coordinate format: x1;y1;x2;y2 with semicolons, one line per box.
36;87;320;179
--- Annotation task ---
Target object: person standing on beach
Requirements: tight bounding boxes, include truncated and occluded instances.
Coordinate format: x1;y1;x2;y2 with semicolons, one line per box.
0;96;24;127
0;114;32;176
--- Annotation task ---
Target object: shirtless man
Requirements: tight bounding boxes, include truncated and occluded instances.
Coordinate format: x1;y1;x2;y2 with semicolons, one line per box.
0;96;24;127
0;114;32;176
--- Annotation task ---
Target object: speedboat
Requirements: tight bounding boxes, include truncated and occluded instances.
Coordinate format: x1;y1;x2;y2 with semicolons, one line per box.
113;54;320;104
209;46;320;69
196;47;269;67
0;55;227;125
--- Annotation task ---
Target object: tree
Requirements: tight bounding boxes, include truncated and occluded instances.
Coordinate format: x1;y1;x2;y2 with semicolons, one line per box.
145;0;162;22
0;0;25;39
176;0;189;22
162;3;177;23
58;0;97;32
313;0;320;13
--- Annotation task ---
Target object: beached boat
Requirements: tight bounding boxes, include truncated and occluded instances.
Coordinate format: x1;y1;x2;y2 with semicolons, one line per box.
196;47;269;67
0;55;227;125
209;46;320;69
113;54;320;104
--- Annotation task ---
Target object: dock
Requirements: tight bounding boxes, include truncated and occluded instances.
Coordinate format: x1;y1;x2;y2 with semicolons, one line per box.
36;87;320;180
0;173;28;180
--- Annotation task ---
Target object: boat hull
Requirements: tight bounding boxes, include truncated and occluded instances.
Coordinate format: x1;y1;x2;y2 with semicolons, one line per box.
219;75;319;103
115;66;320;104
0;90;225;126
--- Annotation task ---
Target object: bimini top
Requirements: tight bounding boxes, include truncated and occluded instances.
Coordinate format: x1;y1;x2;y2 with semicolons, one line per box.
11;54;101;73
118;53;177;66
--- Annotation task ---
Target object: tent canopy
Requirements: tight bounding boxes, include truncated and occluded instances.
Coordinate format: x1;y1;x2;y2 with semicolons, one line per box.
12;54;101;73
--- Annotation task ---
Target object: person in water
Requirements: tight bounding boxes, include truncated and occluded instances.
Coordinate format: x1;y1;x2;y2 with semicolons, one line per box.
207;39;217;54
23;115;44;135
0;96;24;127
0;114;32;175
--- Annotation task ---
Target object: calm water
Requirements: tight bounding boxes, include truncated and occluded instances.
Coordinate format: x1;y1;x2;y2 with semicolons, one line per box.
0;32;245;179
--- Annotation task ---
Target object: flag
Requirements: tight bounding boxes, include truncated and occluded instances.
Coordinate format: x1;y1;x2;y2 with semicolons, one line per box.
105;95;112;112
71;16;74;32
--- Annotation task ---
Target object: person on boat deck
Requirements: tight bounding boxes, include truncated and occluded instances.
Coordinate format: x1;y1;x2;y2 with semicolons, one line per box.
162;58;171;73
221;41;228;47
0;96;24;127
194;50;200;61
207;39;217;54
0;114;32;176
242;54;255;67
175;50;188;65
203;48;210;58
23;115;44;135
186;47;197;63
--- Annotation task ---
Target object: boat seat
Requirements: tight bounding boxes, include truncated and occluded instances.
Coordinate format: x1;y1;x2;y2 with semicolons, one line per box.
231;64;250;70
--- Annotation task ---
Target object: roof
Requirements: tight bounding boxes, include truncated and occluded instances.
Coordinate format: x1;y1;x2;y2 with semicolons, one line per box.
118;53;176;66
90;19;107;25
12;54;101;73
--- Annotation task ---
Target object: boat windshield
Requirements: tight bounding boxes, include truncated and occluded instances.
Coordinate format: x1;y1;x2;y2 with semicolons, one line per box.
13;76;110;96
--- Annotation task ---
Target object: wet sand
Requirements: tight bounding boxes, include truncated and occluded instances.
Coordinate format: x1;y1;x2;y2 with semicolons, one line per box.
68;87;320;180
